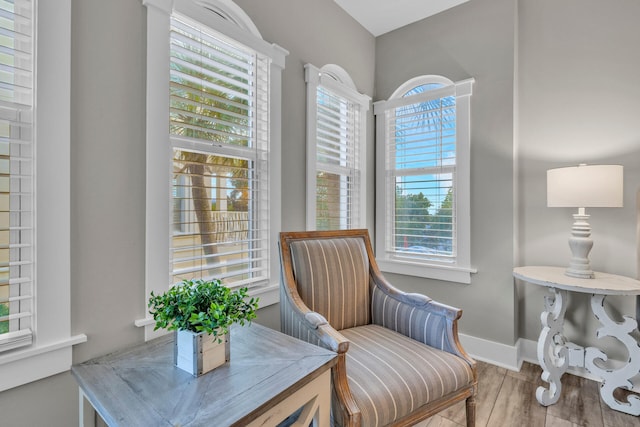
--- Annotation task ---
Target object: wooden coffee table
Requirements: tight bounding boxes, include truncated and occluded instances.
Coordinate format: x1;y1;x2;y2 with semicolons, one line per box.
72;323;336;426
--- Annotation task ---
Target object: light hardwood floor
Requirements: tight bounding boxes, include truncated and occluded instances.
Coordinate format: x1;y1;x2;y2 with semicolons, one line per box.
421;361;640;427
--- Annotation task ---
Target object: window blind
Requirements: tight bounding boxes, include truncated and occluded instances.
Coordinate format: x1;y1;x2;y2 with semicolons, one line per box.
314;86;360;230
168;15;270;289
385;85;457;261
0;0;34;352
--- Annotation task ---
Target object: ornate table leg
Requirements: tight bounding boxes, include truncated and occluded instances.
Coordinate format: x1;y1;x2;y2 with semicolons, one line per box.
585;294;640;415
536;287;570;406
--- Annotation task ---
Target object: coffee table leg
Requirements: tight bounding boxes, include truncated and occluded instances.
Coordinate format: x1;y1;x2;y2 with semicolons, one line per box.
585;294;640;416
536;287;569;406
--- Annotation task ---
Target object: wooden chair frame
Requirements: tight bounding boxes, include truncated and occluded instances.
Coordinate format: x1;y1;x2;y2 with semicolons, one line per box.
279;229;477;427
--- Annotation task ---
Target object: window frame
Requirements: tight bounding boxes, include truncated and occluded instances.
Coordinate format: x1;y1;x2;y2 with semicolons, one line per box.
304;63;370;231
139;0;287;340
0;0;87;392
374;75;475;284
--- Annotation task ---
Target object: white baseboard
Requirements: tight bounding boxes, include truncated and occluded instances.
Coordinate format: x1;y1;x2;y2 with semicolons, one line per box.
458;333;521;371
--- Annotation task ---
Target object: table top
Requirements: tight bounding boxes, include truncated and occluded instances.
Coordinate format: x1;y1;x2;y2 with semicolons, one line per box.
71;323;336;427
513;266;640;296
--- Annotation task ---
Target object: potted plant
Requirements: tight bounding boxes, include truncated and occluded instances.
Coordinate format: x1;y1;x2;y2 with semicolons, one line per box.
148;278;259;376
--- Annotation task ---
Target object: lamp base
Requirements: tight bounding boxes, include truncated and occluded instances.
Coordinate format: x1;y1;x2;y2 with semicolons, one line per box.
565;211;594;279
565;268;595;279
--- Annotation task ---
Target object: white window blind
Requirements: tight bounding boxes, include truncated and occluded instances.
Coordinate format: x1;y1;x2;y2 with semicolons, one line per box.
386;84;457;261
169;15;270;289
0;0;33;353
315;86;360;229
305;64;369;231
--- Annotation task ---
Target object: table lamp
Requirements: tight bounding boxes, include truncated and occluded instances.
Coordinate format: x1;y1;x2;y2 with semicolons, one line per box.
547;164;623;279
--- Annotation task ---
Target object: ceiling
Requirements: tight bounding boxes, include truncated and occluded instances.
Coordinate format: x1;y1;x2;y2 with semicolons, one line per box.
334;0;470;37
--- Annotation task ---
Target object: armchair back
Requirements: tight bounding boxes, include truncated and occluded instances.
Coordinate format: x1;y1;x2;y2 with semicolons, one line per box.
289;236;371;330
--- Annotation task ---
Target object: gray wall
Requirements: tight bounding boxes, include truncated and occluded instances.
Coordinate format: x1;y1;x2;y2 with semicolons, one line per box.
0;1;374;426
374;0;517;345
517;0;640;352
70;0;147;364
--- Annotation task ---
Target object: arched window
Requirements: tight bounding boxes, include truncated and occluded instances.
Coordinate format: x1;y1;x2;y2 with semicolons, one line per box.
374;75;474;283
304;63;370;230
140;0;287;339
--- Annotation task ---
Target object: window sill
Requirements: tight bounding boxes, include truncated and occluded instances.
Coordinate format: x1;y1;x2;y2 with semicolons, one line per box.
0;333;87;392
376;258;476;284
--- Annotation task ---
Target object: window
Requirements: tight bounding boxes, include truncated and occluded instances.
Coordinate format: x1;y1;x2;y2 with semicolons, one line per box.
305;64;370;230
0;0;86;391
140;0;287;339
0;0;34;353
374;75;474;283
169;16;270;287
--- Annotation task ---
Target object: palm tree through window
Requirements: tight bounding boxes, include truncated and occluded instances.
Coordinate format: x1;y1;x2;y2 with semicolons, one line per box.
168;15;269;288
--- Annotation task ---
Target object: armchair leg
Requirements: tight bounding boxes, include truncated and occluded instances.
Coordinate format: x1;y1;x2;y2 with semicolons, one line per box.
465;395;476;427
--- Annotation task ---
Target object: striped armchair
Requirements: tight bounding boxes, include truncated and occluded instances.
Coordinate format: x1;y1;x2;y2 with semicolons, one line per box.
279;230;477;427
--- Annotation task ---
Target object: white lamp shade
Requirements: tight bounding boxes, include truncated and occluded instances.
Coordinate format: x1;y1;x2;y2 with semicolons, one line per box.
547;164;623;208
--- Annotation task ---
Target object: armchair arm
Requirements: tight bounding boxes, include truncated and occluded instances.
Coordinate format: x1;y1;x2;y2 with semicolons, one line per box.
370;270;473;365
279;272;362;427
279;285;349;354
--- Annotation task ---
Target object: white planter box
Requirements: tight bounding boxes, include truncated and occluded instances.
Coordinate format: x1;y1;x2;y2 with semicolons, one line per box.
174;330;230;376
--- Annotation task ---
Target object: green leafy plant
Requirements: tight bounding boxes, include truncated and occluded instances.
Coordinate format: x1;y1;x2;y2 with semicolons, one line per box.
148;279;259;341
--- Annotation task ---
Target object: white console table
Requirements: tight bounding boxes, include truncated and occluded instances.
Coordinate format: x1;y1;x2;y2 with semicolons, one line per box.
514;266;640;416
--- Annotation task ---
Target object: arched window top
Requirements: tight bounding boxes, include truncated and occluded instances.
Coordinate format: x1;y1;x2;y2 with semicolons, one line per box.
304;63;370;107
389;75;455;100
194;0;262;38
144;0;287;68
404;83;445;96
318;64;357;91
144;0;263;39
